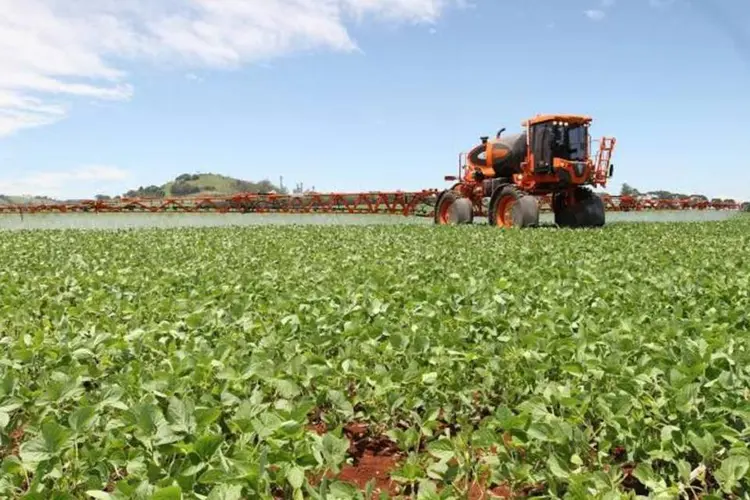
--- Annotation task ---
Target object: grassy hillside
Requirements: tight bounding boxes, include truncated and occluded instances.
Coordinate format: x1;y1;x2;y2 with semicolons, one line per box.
0;195;59;205
164;174;240;196
123;173;286;198
0;174;285;205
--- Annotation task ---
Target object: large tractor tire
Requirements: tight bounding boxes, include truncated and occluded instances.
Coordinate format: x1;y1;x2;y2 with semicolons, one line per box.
581;190;606;227
434;190;474;225
552;194;574;227
488;185;539;228
553;187;605;228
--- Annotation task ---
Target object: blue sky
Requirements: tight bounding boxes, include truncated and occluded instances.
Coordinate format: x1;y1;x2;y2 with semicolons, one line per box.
1;0;749;201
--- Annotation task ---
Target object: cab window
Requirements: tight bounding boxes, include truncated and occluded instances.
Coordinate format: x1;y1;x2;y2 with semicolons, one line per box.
468;146;487;166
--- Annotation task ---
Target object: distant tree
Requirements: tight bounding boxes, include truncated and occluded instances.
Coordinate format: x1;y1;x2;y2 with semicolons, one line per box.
742;202;750;212
95;194;111;201
647;190;673;200
175;173;201;182
124;185;165;198
146;185;164;197
234;178;286;194
257;179;278;194
620;183;640;197
171;181;201;196
234;180;254;193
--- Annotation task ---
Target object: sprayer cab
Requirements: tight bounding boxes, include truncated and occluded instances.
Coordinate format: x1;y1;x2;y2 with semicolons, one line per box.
519;114;596;191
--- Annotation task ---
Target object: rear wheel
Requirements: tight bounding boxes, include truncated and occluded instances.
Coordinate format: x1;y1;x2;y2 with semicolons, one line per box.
434;190;474;225
488;185;539;228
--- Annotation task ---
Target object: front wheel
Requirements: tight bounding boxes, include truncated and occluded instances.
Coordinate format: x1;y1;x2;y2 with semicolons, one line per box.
434;190;474;225
488;185;539;228
553;187;605;228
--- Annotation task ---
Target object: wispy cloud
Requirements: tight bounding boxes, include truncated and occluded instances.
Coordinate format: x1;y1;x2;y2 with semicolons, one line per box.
0;165;131;199
0;0;461;138
584;9;606;21
584;0;615;21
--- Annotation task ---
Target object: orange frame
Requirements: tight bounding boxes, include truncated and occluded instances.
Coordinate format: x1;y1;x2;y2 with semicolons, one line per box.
445;114;616;205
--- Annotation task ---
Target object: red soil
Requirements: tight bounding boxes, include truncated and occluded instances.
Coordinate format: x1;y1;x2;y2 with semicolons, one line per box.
0;424;25;459
337;421;404;496
307;421;328;435
302;409;553;498
338;451;403;496
303;417;533;498
466;482;515;499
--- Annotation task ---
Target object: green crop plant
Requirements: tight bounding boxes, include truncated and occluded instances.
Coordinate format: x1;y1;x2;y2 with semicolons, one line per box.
0;215;749;499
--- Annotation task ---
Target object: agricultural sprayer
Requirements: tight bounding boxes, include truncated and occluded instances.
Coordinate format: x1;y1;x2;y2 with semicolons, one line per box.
435;114;616;228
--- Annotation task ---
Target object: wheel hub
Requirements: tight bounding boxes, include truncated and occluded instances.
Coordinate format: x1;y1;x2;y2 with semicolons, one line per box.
496;197;516;227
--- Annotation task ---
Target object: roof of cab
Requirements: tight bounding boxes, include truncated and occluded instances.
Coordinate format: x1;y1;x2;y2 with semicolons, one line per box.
522;114;592;126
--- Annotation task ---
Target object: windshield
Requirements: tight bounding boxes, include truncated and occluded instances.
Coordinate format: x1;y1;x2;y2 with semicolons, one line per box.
553;124;587;161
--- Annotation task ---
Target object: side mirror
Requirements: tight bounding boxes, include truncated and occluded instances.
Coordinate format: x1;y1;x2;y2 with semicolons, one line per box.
497;128;506;139
608;164;614;177
480;136;489;144
444;175;457;182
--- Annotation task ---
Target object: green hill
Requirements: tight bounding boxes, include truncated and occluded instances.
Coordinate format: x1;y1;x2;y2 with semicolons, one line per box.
123;173;286;198
0;194;60;205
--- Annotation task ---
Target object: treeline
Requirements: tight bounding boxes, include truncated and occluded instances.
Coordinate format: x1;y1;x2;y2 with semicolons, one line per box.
620;183;738;205
0;194;58;205
122;185;166;198
234;179;287;195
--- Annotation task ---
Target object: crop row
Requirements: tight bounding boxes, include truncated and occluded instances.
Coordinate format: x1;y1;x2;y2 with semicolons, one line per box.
1;216;749;498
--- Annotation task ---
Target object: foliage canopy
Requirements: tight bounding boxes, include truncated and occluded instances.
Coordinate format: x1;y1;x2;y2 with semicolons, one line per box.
0;216;749;497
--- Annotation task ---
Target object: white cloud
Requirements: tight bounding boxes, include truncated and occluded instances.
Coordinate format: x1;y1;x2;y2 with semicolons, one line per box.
584;9;606;21
0;0;459;137
343;0;444;23
584;0;616;21
0;165;131;199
